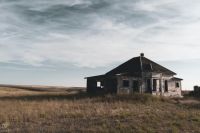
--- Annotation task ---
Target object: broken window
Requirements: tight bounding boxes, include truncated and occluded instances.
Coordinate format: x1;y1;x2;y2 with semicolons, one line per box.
97;81;101;87
123;80;129;87
176;82;180;88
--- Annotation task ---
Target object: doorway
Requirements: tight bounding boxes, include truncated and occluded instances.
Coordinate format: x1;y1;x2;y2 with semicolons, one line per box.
147;79;152;93
165;80;168;92
133;80;139;92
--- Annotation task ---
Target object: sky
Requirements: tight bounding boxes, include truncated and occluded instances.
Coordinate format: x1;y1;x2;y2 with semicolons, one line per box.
0;0;200;90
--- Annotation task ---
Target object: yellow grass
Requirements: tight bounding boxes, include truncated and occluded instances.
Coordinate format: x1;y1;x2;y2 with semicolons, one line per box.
0;86;199;133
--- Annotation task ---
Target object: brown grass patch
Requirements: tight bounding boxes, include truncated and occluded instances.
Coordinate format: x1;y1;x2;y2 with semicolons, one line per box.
0;86;199;132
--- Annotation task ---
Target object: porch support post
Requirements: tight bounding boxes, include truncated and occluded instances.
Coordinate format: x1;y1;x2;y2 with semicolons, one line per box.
159;79;162;95
140;78;144;93
151;78;153;93
117;76;121;94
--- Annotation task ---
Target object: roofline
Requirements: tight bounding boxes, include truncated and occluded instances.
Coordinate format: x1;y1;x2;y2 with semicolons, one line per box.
85;54;178;80
84;74;105;79
105;56;139;75
106;56;177;76
141;56;177;75
171;77;183;81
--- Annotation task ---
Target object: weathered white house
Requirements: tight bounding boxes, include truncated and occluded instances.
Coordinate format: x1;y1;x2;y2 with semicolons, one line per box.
86;53;183;97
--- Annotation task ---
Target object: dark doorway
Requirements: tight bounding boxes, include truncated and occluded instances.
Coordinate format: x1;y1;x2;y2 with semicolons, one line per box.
176;82;180;88
153;79;157;91
133;80;139;92
165;80;168;92
147;79;152;93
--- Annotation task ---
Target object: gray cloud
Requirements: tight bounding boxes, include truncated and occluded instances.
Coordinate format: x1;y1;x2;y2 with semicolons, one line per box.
0;0;200;67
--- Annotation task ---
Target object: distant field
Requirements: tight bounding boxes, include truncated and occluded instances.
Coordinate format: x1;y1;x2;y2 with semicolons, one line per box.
0;86;200;133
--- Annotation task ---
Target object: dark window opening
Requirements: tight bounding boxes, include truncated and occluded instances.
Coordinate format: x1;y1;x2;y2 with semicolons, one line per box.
123;80;129;87
165;80;168;92
176;82;180;88
133;80;139;92
153;79;157;91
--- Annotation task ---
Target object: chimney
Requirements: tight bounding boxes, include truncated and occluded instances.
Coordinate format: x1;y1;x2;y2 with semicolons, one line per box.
140;53;144;57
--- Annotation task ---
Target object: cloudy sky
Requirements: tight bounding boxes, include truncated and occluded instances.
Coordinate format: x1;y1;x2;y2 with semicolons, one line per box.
0;0;200;89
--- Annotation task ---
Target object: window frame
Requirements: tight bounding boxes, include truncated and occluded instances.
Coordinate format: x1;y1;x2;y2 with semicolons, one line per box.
97;81;101;87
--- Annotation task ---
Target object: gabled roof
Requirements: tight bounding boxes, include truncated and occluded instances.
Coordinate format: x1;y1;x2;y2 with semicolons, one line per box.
106;56;176;76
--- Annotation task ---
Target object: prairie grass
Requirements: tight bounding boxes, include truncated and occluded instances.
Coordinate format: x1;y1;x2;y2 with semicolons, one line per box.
0;86;199;133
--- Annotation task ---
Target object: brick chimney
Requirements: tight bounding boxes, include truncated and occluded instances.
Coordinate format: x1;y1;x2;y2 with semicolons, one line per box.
140;53;144;57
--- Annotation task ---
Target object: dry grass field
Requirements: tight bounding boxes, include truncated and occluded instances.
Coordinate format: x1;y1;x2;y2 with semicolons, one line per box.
0;86;200;133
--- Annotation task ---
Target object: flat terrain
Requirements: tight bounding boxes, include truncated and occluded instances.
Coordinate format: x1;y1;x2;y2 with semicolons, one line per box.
0;86;200;133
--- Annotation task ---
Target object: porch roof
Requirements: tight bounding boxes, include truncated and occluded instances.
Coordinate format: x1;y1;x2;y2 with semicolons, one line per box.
171;77;183;81
85;74;105;79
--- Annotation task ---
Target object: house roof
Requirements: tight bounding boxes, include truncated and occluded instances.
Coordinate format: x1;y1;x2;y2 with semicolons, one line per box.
106;56;176;76
171;77;183;81
85;74;105;79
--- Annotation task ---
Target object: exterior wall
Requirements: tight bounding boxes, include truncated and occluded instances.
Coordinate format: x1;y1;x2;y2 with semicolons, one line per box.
87;78;96;93
87;77;118;94
144;73;172;95
104;78;118;93
163;80;182;97
117;76;142;95
151;75;169;96
116;73;182;97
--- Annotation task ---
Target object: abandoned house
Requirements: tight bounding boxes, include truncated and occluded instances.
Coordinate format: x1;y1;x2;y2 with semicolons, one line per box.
85;53;183;97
